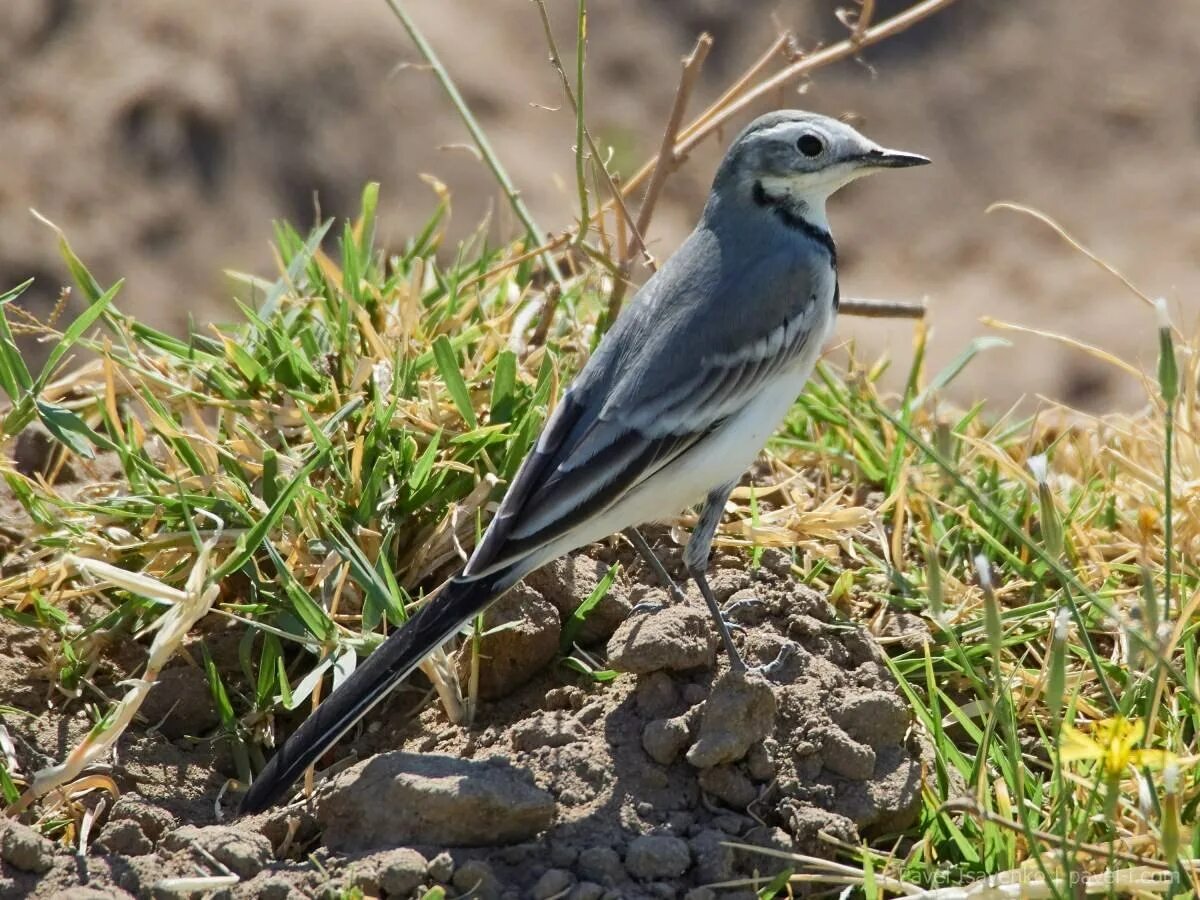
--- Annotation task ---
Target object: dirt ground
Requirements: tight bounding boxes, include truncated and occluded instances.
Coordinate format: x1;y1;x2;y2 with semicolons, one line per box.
0;520;933;898
2;0;1198;411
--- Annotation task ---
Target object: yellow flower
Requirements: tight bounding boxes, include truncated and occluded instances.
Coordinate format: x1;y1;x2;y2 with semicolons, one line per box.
1060;716;1174;778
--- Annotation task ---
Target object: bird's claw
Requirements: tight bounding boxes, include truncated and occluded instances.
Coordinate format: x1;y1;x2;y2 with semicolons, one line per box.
751;640;802;681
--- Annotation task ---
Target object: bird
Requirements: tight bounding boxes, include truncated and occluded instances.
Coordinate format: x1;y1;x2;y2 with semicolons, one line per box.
239;109;928;814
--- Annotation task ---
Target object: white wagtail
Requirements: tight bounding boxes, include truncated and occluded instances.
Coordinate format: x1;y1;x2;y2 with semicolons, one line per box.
240;109;928;813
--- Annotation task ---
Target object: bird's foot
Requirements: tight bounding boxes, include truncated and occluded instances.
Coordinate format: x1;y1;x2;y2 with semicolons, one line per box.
749;640;802;682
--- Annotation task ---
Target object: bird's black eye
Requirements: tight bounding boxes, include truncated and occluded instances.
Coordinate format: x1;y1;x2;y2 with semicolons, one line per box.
797;134;824;157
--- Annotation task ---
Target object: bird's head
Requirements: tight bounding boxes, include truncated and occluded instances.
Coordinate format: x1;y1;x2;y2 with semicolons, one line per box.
709;110;929;228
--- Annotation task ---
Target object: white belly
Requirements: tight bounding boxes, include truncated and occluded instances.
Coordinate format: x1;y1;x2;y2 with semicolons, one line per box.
521;311;832;573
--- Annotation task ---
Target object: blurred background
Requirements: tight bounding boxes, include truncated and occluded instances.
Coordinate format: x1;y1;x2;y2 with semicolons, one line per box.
3;0;1198;409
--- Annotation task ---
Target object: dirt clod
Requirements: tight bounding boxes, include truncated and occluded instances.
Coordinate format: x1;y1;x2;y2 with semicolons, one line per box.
526;555;630;645
378;847;429;896
457;585;561;700
576;846;624;886
641;710;696;766
452;858;501;899
624;834;691;879
686;670;777;768
510;710;588;751
607;601;718;674
698;764;758;809
318;752;555;851
0;819;56;873
94;819;153;856
532;867;575;898
161;824;273;879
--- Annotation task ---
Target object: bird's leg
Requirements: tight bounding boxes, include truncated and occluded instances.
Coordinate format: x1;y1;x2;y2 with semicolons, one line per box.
624;527;688;606
684;482;747;673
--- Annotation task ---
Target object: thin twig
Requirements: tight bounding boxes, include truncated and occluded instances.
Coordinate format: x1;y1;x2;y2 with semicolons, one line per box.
672;0;959;160
539;0;961;261
627;33;713;263
531;0;647;263
382;0;564;288
839;297;926;319
608;33;712;320
685;32;795;138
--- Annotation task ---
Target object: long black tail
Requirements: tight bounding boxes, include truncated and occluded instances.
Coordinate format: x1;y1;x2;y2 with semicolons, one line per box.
239;574;503;814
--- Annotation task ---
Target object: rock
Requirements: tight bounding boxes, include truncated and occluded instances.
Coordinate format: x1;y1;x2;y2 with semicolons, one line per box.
452;859;500;899
456;585;561;700
511;711;588;751
161;825;272;879
686;671;777;768
525;555;630;645
607;604;717;674
318;752;555;851
108;793;178;843
0;819;55;873
820;726;877;780
576;846;624;886
624;834;691;880
94;818;153;856
533;868;575;899
427;850;455;882
641;712;695;766
698;766;757;809
832;691;910;749
379;848;429;895
568;883;605;900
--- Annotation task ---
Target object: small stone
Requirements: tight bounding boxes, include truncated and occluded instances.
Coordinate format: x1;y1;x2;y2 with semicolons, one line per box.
686;671;777;768
94;818;153;856
318;752;555;851
428;850;455;882
576;846;624;885
607;604;717;674
533;868;575;899
161;825;272;879
0;820;55;873
379;848;429;895
568;883;605;900
624;834;691;880
820;726;877;780
698;765;757;808
452;859;500;899
641;712;695;766
511;712;588;751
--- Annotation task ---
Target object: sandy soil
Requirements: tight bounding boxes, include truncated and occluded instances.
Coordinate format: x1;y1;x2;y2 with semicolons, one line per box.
2;0;1198;411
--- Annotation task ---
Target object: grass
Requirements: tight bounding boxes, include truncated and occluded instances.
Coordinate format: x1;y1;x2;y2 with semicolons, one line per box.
1;0;1197;893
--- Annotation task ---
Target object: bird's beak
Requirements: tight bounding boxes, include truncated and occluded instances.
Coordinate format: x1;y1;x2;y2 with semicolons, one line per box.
857;147;931;169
